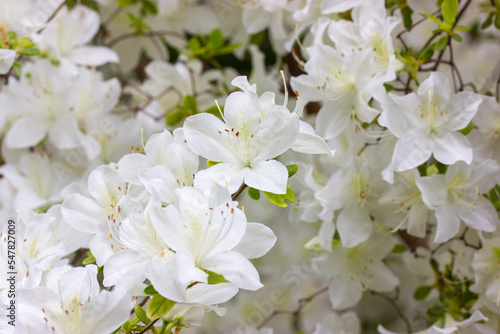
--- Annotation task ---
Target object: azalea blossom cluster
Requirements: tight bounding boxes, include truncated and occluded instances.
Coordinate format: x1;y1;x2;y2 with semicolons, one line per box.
1;0;500;333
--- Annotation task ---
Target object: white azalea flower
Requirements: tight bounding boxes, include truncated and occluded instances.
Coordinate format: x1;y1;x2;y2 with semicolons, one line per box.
291;44;381;140
3;59;83;150
468;96;500;163
313;311;361;334
32;5;118;69
315;157;386;247
150;186;276;301
117;128;199;190
377;72;483;183
312;231;399;309
17;265;130;334
470;238;500;307
184;76;300;194
416;160;500;243
328;1;401;81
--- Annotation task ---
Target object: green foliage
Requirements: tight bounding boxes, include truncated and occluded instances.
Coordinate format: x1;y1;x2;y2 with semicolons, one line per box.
391;244;407;253
146;294;176;319
66;0;99;10
441;0;458;25
286;164;299;178
135;305;151;325
207;160;221;167
144;284;158;295
414;285;433;300
264;186;295;208
166;94;198;126
203;269;230;284
185;29;240;67
248;187;261;200
82;251;96;265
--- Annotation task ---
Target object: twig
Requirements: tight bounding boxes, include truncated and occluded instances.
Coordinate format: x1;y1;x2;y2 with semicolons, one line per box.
231;183;248;201
130;296;150;315
134;317;160;334
257;286;328;330
371;289;412;333
69;248;88;266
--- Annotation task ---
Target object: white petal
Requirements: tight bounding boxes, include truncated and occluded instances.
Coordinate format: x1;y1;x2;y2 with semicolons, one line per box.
434;202;461;243
432;132;472;165
61;194;105;233
5;118;47;148
117;153;150;184
328;274;362;309
416;174;447;208
365;262;399;292
232;223;277;259
444;91;482;131
392;130;433;172
0;49;16;74
186;283;239;305
67;46;119;66
183;113;238;162
102;250;149;288
202;251;262;291
337;205;373;248
149;252;188;302
417;72;451;107
291;121;334;155
243;159;288;194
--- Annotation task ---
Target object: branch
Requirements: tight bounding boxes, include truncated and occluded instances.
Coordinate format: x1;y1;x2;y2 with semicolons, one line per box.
134;317;160;334
371;289;412;333
256;286;328;330
231;183;248;201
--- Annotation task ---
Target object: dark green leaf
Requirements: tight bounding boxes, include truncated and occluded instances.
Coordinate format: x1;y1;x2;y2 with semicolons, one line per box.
248;187;260;200
146;294;176;319
135;306;150;325
286;164;299;178
383;83;394;92
441;0;458;25
495;12;500;29
401;6;414;28
482;12;495;29
419;47;434;61
414;285;433;300
118;0;137;6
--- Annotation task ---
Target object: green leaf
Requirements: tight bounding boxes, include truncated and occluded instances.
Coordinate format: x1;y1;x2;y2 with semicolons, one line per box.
140;0;158;15
441;0;458;25
495;12;500;29
458;121;474;135
264;192;288;208
183;94;197;111
203;105;223;118
426;304;445;321
284;186;295;204
18;47;40;56
392;244;407;253
414;285;433;300
383;83;394;92
204;269;230;284
144;284;158;295
207;160;221;167
188;37;201;52
118;0;137;6
209;29;224;49
135;306;150;325
286;164;299;178
82;251;96;265
482;12;495;29
146;294;176;319
401;5;414;28
419;47;434;61
424;12;443;25
451;33;462;42
166;110;185;126
454;25;470;31
435;35;449;51
248;187;260;200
